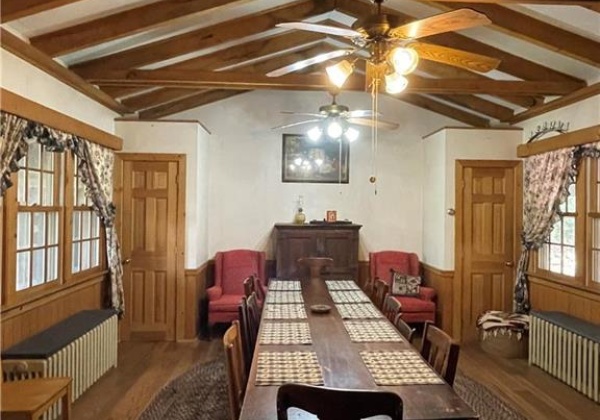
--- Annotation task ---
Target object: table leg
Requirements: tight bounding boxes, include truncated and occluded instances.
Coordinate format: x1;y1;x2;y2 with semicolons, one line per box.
61;383;71;420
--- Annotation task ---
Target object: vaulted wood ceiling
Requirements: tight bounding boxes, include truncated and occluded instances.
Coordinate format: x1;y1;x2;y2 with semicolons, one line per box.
1;0;599;127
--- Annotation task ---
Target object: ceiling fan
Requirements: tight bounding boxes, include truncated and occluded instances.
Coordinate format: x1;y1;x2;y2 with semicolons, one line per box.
267;0;501;93
272;93;399;141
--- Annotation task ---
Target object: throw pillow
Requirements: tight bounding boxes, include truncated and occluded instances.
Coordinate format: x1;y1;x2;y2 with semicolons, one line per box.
391;271;421;296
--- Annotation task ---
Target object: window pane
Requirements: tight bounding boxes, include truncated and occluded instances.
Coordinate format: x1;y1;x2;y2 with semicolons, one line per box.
73;211;81;240
91;214;100;238
47;212;58;245
72;243;81;273
566;183;576;212
550;245;562;273
82;211;91;239
538;244;549;270
47;246;58;281
91;239;100;267
81;241;90;271
42;150;54;170
563;216;575;246
32;249;45;286
550;223;561;243
42;173;54;206
18;170;26;205
27;171;41;206
16;251;30;291
28;142;41;169
77;180;87;206
17;212;31;250
32;212;46;247
592;250;600;284
563;247;576;276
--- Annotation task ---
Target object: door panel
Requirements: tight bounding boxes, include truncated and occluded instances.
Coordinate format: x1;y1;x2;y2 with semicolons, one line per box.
457;161;521;342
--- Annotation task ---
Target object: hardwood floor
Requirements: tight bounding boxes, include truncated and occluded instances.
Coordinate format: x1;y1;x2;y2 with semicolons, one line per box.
73;338;598;420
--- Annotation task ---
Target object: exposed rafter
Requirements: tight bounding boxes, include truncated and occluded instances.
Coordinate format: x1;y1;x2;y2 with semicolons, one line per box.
0;0;86;23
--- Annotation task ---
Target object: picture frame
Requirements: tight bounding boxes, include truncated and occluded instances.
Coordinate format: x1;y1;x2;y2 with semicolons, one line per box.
326;210;337;222
281;134;350;183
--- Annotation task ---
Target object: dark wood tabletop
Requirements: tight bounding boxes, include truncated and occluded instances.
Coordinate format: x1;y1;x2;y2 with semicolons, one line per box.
239;278;478;420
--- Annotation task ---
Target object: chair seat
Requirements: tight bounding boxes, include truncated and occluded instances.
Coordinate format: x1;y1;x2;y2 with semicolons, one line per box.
209;294;244;312
392;295;435;313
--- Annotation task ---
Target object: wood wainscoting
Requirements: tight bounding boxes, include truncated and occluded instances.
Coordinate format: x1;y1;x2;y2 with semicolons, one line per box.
422;263;454;335
1;273;107;350
182;264;208;340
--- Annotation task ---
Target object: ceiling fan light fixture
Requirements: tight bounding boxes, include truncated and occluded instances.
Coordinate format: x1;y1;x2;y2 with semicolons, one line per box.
326;60;354;88
326;120;344;139
307;126;322;141
344;127;360;142
389;47;419;75
385;73;408;94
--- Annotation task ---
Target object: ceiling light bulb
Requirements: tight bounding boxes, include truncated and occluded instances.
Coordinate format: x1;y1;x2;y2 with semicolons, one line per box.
326;121;343;139
315;158;323;166
326;60;353;88
385;73;408;94
294;157;302;165
307;126;322;141
344;127;359;142
389;47;419;75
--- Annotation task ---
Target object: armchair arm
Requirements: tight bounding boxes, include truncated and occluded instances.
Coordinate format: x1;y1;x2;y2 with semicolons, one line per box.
419;286;436;301
206;285;223;301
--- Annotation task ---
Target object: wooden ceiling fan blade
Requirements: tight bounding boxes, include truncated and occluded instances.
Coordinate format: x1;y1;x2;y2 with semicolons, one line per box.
281;111;325;118
345;109;379;118
271;119;322;130
266;49;352;77
412;42;500;73
388;9;491;40
277;22;364;38
347;118;399;131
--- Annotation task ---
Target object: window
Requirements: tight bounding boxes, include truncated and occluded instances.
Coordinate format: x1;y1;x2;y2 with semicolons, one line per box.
589;158;600;286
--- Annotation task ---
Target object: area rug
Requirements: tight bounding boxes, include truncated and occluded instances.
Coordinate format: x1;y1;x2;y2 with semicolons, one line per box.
138;357;229;420
454;373;527;420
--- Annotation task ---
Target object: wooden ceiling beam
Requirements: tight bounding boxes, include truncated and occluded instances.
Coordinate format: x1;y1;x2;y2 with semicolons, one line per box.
433;2;600;66
30;0;243;57
0;0;86;23
336;0;584;84
139;90;247;120
429;1;599;4
88;69;584;95
0;28;128;114
70;0;335;76
434;94;514;121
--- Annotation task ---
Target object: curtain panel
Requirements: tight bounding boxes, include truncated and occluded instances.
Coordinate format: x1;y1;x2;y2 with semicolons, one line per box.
515;141;600;313
0;110;125;313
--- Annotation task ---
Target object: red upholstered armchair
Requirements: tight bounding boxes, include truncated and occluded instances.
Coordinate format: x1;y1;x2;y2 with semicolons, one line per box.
207;249;266;325
369;251;436;324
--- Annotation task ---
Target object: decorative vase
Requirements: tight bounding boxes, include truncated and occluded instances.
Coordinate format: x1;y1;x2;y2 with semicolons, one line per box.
294;208;306;224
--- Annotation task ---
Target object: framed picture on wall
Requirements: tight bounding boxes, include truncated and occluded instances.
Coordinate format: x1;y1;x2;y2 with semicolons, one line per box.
281;134;350;183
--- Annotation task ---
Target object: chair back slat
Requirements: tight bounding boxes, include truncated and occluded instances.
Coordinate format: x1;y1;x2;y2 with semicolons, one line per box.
393;313;416;344
382;294;402;322
373;279;389;310
223;321;247;420
420;321;460;386
243;275;255;298
238;298;253;376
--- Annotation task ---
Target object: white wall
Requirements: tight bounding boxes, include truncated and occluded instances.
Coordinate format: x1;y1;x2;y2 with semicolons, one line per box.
172;89;465;260
0;49;117;133
115;120;211;268
422;128;523;270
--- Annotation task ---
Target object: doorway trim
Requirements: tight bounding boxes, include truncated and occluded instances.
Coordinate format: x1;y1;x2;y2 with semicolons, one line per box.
114;153;187;341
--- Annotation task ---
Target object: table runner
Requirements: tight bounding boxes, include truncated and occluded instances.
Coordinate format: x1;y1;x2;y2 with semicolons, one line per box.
343;320;403;342
360;350;444;385
330;290;371;304
325;280;360;291
255;351;324;386
268;280;301;291
263;304;307;320
259;322;312;345
266;291;304;304
336;303;384;319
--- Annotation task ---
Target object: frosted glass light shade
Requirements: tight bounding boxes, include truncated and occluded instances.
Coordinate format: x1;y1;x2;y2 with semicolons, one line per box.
344;127;359;142
326;60;353;88
326;121;343;139
385;73;408;94
307;126;322;141
389;47;419;75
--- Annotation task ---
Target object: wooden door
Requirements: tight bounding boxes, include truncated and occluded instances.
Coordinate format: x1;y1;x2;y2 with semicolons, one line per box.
455;160;522;343
116;154;185;341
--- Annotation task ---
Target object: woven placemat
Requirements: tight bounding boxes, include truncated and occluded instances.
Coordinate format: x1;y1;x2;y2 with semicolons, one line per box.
330;290;371;304
264;304;307;320
266;291;304;304
360;350;444;385
325;280;360;291
268;280;301;291
255;351;323;386
259;322;312;345
336;303;384;319
343;320;403;342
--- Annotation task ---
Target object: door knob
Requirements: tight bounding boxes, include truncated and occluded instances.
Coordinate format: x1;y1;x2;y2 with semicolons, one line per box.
505;261;514;267
123;258;132;265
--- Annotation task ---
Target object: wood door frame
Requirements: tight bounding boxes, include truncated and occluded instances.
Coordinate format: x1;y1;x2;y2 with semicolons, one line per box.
114;153;187;341
453;159;523;342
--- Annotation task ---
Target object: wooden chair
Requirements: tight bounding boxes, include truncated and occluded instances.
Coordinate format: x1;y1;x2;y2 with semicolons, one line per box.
238;298;253;376
373;279;389;310
276;383;403;420
223;321;246;420
297;257;334;280
243;275;255;298
420;321;460;386
246;292;261;342
393;313;416;344
382;293;402;322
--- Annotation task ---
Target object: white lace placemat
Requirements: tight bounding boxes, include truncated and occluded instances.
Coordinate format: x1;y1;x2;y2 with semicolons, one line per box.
325;280;360;291
336;303;384;319
268;280;301;291
330;290;371;304
266;291;304;304
255;351;323;386
343;320;403;342
264;304;307;320
360;350;445;385
259;322;312;345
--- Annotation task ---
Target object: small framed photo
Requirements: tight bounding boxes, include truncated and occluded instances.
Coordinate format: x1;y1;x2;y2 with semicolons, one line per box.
326;210;337;222
282;134;349;183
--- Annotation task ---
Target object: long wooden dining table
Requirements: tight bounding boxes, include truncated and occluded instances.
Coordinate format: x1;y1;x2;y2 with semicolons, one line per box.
239;277;478;420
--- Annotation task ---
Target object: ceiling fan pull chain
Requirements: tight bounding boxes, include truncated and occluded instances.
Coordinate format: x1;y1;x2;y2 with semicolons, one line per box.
370;79;379;196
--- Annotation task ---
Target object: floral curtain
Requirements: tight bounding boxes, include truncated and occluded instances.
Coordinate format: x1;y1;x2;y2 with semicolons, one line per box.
0;112;29;195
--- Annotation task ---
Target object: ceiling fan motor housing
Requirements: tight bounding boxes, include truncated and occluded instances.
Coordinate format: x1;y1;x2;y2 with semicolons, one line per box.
319;103;350;116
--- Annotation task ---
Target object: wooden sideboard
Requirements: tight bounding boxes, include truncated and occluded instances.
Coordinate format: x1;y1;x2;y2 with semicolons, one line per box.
274;223;361;279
